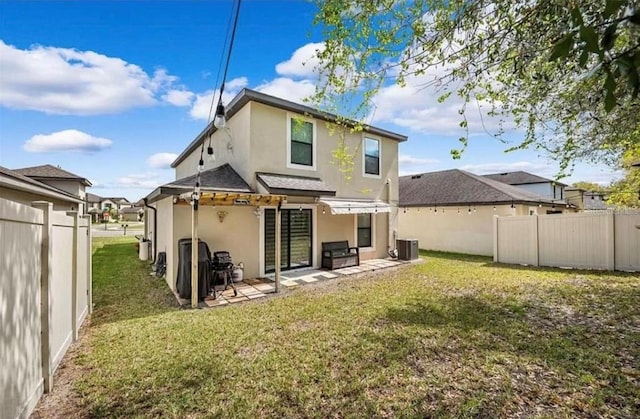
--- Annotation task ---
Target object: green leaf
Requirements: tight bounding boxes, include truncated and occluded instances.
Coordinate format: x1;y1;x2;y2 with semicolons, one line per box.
549;34;573;61
579;26;600;54
570;7;583;26
604;0;625;19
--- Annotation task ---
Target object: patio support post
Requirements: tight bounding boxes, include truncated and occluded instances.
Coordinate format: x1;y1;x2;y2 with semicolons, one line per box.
191;200;198;308
275;205;281;292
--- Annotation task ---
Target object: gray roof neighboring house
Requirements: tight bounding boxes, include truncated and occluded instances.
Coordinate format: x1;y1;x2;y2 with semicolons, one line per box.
86;193;102;203
256;172;336;197
145;164;253;203
120;206;144;214
482;171;567;186
399;169;559;207
0;165;84;203
13;164;92;186
172;88;408;168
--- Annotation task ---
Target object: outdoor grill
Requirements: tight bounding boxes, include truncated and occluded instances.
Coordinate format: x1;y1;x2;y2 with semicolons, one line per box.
211;251;237;298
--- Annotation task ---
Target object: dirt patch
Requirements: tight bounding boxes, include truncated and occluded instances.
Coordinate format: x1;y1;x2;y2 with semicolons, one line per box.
30;319;93;419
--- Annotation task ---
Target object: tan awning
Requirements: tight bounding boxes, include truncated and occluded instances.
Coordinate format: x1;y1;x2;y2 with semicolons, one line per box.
319;198;391;215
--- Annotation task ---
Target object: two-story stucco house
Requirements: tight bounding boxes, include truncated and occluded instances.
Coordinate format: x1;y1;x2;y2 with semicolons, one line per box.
144;89;407;291
482;171;567;203
10;164;90;212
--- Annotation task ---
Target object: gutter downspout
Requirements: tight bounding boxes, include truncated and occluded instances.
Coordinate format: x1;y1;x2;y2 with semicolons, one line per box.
386;178;397;258
143;198;157;264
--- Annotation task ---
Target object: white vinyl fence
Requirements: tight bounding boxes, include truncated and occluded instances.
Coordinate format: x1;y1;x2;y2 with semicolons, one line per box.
1;198;92;419
493;212;640;271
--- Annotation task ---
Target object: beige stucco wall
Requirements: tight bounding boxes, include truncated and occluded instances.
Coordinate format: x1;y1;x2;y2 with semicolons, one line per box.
172;204;261;280
0;186;78;212
248;102;399;201
169;99;401;276
175;104;253;181
398;204;566;256
155;198;174;291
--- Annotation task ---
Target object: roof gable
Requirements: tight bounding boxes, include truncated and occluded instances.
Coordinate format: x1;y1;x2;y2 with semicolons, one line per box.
399;169;557;206
165;163;253;193
171;88;408;168
482;171;566;186
0;165;84;203
14;164;92;186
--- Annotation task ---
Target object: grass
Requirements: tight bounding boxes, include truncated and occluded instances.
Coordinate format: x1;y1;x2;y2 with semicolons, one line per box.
75;239;640;418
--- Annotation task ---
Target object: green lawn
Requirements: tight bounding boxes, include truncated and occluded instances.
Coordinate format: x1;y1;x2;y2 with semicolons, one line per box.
77;238;640;418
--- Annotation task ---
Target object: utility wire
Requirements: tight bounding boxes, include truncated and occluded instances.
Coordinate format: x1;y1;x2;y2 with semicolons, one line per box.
207;2;237;124
195;0;243;200
218;0;242;101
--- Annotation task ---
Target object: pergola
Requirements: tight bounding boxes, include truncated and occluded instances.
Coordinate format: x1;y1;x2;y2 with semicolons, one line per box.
175;191;288;308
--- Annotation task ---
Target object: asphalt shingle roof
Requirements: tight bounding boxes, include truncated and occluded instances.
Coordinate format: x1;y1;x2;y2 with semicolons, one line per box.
166;164;253;193
256;172;336;196
0;165;83;202
86;193;102;203
399;169;556;206
482;171;566;186
13;164;91;186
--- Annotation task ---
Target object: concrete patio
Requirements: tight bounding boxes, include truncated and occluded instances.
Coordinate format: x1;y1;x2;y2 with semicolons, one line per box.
176;258;411;308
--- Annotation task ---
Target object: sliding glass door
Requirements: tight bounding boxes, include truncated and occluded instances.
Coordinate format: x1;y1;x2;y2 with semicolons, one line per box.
264;209;312;273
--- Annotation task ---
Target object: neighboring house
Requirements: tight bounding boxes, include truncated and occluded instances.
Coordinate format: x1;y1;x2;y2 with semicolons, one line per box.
398;169;576;256
100;197;132;212
144;88;406;289
565;187;609;211
86;193;133;221
13;164;91;213
483;171;567;202
0;165;84;211
120;206;144;221
86;192;103;222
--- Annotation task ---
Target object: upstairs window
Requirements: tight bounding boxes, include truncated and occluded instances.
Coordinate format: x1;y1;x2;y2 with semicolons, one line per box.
364;137;380;176
289;117;315;168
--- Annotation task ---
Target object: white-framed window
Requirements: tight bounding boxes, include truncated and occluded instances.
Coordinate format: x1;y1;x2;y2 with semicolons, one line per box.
356;213;374;248
363;137;381;177
287;113;316;171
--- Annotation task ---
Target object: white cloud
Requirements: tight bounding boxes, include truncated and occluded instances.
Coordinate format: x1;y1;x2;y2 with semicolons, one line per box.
0;41;184;115
147;152;178;169
162;90;194;107
398;153;439;166
255;77;316;104
115;172;168;189
275;42;324;78
189;77;248;120
24;129;112;152
368;62;513;137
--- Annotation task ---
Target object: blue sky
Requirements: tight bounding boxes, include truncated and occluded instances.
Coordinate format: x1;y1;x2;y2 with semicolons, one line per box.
0;0;619;201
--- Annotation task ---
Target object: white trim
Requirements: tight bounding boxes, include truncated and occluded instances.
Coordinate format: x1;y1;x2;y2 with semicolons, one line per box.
362;136;382;179
354;212;376;251
286;112;317;171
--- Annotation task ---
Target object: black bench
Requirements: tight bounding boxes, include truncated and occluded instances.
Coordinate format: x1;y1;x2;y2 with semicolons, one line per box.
321;241;359;270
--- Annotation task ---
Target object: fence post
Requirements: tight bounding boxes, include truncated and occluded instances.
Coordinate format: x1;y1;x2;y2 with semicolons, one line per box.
532;214;539;267
32;201;53;393
67;211;79;341
493;215;499;262
83;215;93;314
605;212;615;270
